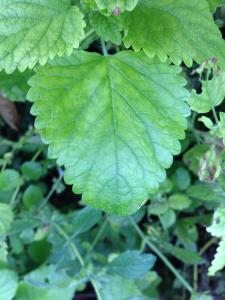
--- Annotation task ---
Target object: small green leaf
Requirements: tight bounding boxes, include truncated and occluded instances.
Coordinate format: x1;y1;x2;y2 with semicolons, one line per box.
108;250;156;279
159;209;176;229
0;269;18;300
187;184;219;202
21;161;43;181
0;203;14;235
90;12;122;44
98;275;143;300
0;169;21;191
164;243;203;265
189;72;225;113
0;0;85;73
207;208;225;237
15;265;77;300
198;116;214;129
122;0;225;68
28;239;52;264
23;185;44;210
28;50;190;215
169;194;192;210
69;206;102;236
172;167;191;191
0;70;33;101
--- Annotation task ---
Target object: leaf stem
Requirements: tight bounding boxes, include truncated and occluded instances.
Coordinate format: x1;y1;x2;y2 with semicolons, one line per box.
53;223;103;300
88;218;108;254
100;39;108;56
129;216;193;294
193;237;217;290
38;171;64;211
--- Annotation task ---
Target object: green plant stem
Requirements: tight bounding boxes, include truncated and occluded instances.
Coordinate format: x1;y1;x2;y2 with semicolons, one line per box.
53;222;103;300
10;185;21;208
88;218;108;254
31;148;42;161
193;237;217;290
211;105;219;125
129;216;193;294
38;172;64;211
100;39;108;56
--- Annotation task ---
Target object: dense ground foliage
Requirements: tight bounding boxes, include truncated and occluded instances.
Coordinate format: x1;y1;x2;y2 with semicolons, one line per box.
1;1;225;299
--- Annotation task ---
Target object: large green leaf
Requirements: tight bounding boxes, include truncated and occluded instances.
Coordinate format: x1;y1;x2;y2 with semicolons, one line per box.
28;50;190;215
0;269;18;300
0;0;85;73
122;0;225;68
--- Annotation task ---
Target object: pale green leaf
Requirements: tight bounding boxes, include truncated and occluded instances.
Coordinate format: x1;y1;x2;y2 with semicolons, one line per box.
0;203;14;235
108;250;156;279
0;269;18;300
0;70;33;101
122;0;225;68
207;0;225;12
168;194;192;210
15;265;77;300
28;50;190;215
198;116;214;129
0;0;85;73
90;12;122;44
208;237;225;275
207;207;225;237
95;0;139;12
189;72;225;113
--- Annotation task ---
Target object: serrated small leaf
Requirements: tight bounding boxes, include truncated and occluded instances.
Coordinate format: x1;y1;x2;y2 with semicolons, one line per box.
0;0;85;73
0;269;18;300
122;0;225;68
208;237;225;275
28;50;190;215
90;12;122;44
207;208;225;237
108;250;156;279
0;203;14;235
95;0;139;12
189;72;225;113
